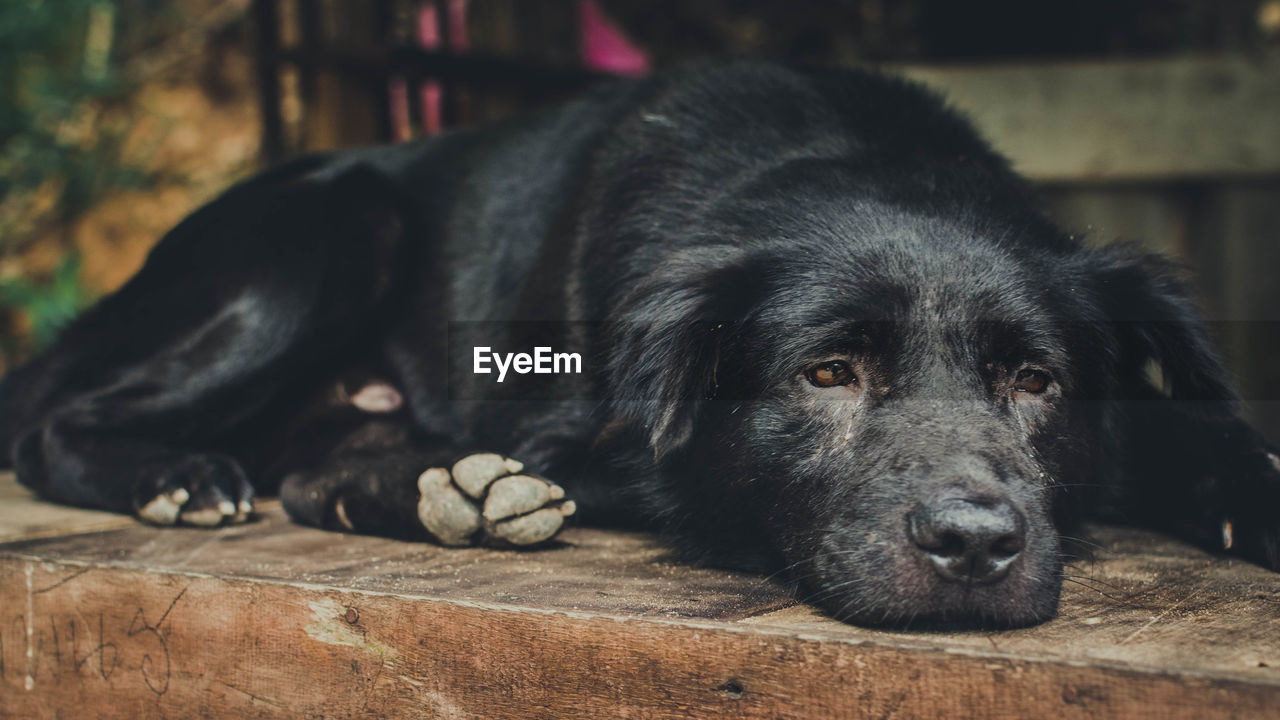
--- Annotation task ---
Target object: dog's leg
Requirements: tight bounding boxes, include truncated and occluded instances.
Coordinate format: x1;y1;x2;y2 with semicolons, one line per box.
7;162;407;527
15;423;257;526
1085;245;1280;570
271;377;575;547
1118;390;1280;571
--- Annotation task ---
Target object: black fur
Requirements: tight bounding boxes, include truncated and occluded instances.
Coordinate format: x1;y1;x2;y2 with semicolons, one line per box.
4;61;1278;628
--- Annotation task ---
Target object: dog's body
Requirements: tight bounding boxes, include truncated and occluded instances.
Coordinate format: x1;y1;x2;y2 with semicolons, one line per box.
3;61;1278;628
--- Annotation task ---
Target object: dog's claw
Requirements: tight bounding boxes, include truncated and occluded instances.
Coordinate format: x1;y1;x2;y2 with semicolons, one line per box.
349;381;403;413
140;489;251;528
137;489;188;526
133;454;255;528
417;454;573;546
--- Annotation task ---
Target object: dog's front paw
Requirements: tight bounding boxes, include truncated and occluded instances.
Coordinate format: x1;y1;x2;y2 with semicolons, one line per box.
134;453;255;527
1216;449;1280;571
416;453;576;546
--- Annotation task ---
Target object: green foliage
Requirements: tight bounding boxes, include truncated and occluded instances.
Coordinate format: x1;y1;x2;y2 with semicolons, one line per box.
1;1;149;233
0;1;172;359
0;251;93;352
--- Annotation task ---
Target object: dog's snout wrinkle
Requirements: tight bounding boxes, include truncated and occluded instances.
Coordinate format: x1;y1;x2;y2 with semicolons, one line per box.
907;496;1026;585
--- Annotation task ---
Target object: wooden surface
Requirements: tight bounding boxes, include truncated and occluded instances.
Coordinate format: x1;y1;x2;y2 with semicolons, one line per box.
1;473;1278;719
899;55;1280;181
0;473;137;543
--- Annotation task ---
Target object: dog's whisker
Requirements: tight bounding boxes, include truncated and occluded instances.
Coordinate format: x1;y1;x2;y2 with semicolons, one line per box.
1059;577;1141;605
1058;534;1106;551
1058;570;1127;589
797;578;871;607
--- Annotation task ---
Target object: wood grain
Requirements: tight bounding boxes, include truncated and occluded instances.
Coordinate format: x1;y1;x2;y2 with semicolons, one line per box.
0;560;1274;720
0;472;135;543
1;478;1278;718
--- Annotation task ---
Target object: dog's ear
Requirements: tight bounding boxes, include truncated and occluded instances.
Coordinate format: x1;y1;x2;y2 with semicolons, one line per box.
608;247;764;459
1087;243;1235;411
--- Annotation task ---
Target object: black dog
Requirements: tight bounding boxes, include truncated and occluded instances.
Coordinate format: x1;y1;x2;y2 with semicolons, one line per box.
3;61;1277;628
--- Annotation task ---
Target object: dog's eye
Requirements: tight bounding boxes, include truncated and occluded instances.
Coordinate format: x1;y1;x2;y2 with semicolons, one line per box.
1014;369;1051;394
806;361;857;388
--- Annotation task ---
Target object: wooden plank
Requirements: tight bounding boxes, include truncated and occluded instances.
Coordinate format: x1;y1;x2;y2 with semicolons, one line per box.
898;55;1280;181
1;499;1278;718
0;472;281;544
0;472;135;543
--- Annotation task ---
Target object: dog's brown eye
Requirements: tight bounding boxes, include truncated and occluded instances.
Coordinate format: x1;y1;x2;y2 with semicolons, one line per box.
806;361;856;388
1014;369;1051;394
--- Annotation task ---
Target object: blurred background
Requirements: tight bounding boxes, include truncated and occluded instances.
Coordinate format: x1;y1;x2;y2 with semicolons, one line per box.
1;0;1277;439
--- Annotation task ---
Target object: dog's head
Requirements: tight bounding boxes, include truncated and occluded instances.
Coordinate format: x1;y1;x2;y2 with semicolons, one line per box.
606;170;1232;629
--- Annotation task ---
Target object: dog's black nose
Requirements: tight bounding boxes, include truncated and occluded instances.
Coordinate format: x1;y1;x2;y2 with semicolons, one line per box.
907;497;1026;584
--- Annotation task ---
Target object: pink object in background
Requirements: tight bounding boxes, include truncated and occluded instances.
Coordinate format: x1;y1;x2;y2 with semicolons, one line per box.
579;0;650;76
417;3;444;136
447;0;470;52
390;0;642;140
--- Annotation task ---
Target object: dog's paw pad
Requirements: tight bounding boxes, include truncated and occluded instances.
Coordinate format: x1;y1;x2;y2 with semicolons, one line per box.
415;454;573;547
134;454;255;528
489;502;577;545
482;475;563;521
417;468;483;546
451;453;525;498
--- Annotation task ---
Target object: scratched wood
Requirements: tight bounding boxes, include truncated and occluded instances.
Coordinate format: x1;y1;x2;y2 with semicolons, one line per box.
0;478;1279;718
